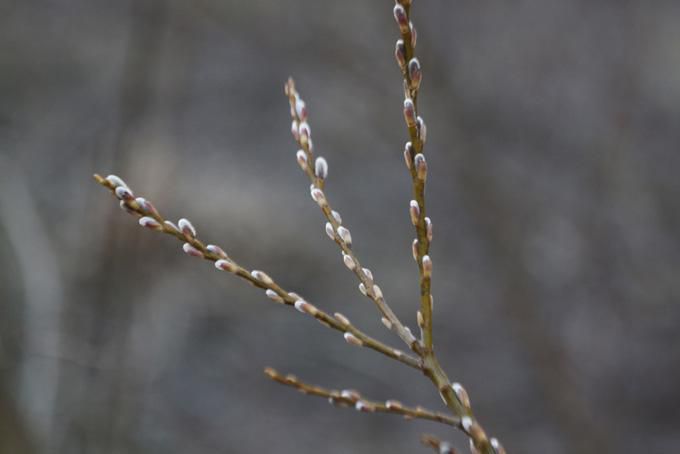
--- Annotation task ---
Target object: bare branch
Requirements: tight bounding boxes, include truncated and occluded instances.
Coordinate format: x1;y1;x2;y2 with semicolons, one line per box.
264;368;459;427
420;434;458;454
284;78;420;353
90;2;510;453
393;0;434;353
93;174;421;370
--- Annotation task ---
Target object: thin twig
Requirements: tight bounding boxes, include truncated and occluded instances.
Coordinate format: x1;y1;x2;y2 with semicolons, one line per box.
264;368;459;427
93;174;421;370
421;434;459;454
284;78;421;354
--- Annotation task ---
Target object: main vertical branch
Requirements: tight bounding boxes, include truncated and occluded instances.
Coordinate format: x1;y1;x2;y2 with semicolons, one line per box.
391;3;503;454
393;1;434;351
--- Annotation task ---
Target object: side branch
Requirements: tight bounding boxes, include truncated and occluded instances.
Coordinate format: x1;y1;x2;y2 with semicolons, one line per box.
284;78;420;354
264;368;459;427
420;434;458;454
93;174;421;370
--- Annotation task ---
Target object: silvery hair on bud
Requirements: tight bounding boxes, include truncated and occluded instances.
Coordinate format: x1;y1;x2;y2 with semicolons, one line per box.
251;270;274;285
298;121;311;140
178;218;196;237
315;157;328;179
106;174;128;189
115;186;134;201
310;187;327;207
408;58;422;90
138;216;162;230
296;150;307;171
295;96;307;120
206;244;227;258
342;252;356;270
416;116;427;143
409;200;420;225
414;153;427;180
395;39;406;69
343;332;363;346
337;226;352;247
265;289;284;303
403;98;417;127
182;242;203;258
214;259;236;272
325;222;335;240
393;4;409;33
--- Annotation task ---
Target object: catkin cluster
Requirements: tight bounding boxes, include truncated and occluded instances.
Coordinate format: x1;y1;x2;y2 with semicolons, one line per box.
93;2;506;453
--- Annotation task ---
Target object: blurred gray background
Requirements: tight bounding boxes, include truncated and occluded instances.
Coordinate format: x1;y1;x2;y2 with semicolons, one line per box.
1;1;679;453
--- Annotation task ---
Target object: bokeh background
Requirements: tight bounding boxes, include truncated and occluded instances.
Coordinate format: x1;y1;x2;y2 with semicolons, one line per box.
1;1;680;453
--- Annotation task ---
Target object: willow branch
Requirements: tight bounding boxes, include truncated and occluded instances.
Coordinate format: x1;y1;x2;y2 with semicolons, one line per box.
264;368;459;427
93;174;421;370
393;0;433;352
284;78;420;354
420;434;459;454
391;3;506;454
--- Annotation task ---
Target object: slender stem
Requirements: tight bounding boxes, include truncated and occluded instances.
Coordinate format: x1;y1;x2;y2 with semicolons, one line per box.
395;2;434;352
284;79;421;354
265;368;460;427
421;434;458;454
93;174;421;370
392;3;502;454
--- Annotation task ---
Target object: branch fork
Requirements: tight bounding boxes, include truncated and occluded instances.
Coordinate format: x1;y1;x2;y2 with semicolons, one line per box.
92;2;506;453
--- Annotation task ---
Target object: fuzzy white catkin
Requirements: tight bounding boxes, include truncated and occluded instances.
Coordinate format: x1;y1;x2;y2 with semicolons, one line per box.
372;285;383;300
182;242;202;257
315;157;328;179
295;97;307;120
452;382;470;408
343;332;363;346
214;259;236;272
206;244;227;258
164;220;180;233
337;226;352;247
422;255;432;277
115;186;133;201
417;116;427;143
334;312;351;326
106;174;128;189
325;222;335;240
414;153;427;180
296;150;307;171
310;187;327;207
138;216;161;230
251;270;273;285
342;253;356;270
425;217;433;241
178;218;196;237
265;289;284;303
409;200;420;225
461;416;473;432
403;98;416;126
